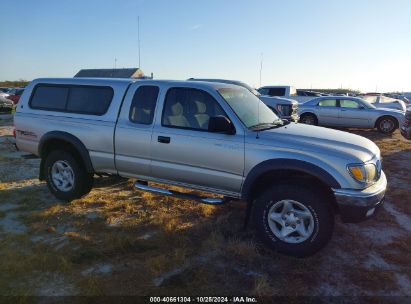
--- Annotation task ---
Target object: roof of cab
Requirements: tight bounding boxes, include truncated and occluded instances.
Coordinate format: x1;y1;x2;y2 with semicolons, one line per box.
30;78;241;90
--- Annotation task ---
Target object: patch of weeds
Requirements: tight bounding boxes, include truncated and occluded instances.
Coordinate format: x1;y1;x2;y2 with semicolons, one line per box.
224;238;260;264
347;268;397;293
0;235;75;295
78;275;103;296
253;275;272;296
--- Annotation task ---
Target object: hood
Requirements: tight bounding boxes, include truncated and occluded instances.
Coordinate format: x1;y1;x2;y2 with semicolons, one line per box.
374;107;405;115
254;123;379;163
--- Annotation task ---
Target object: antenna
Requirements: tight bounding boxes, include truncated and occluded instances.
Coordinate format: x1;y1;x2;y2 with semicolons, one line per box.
114;58;117;69
138;16;141;68
259;53;263;87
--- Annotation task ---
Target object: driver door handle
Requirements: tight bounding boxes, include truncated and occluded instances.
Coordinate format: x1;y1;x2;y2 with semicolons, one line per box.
158;136;171;144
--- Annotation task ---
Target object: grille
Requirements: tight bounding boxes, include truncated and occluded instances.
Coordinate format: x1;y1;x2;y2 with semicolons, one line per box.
404;111;411;127
278;104;292;117
279;104;298;117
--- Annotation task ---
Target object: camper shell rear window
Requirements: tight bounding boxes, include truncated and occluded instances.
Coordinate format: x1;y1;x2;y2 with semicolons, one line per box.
29;84;114;115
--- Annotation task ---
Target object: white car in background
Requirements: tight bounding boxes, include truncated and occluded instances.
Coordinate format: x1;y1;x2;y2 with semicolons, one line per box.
361;95;406;112
298;96;405;134
0;88;13;109
257;85;315;103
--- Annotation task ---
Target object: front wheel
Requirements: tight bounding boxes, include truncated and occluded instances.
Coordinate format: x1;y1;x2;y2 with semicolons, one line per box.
44;150;94;201
253;184;334;257
377;116;397;134
300;113;318;125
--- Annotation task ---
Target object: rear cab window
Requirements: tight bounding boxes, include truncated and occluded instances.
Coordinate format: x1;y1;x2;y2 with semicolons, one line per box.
268;87;286;96
30;84;114;115
129;86;160;124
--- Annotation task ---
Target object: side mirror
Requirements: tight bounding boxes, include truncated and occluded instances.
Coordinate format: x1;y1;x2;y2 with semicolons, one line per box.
359;105;365;110
208;116;235;134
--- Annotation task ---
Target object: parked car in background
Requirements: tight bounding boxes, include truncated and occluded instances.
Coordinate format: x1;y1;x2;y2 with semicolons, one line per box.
298;96;405;134
402;92;411;101
0;87;11;94
401;109;411;140
6;88;24;104
384;93;410;104
188;79;298;121
0;94;14;110
296;90;323;97
15;77;387;257
257;85;314;103
361;94;407;112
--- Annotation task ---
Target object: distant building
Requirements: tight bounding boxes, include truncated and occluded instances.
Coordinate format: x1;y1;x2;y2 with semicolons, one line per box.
74;68;146;79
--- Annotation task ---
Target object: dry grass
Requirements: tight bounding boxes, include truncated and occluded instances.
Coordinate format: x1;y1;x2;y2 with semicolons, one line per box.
0;120;410;296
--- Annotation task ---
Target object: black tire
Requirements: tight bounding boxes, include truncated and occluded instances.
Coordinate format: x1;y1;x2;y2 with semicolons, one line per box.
44;150;94;201
376;116;397;134
253;183;334;257
300;113;318;125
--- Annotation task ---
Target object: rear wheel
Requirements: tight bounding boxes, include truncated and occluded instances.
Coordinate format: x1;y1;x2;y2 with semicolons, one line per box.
300;113;318;125
44;150;93;201
253;184;334;257
377;116;397;134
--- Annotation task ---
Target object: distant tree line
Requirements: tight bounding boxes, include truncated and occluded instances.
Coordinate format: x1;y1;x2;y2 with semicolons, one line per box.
0;80;30;87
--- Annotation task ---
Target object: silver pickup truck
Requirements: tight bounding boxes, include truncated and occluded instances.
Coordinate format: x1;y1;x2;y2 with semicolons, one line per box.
15;78;387;257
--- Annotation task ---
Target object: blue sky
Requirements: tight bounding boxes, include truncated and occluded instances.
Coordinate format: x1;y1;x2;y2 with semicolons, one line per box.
1;0;410;92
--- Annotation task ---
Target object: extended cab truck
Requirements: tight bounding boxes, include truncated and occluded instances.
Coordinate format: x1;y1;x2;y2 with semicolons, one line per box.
15;78;387;257
257;86;315;103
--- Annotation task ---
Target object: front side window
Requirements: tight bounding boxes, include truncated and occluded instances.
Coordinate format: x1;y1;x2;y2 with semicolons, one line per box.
162;88;227;131
30;84;113;115
340;99;360;109
218;86;280;129
318;99;337;107
129;86;159;124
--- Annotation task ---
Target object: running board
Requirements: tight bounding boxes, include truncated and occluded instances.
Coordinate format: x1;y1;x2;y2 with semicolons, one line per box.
134;181;228;205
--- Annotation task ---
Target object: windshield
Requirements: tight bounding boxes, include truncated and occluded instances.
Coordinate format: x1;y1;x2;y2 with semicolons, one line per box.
218;87;281;129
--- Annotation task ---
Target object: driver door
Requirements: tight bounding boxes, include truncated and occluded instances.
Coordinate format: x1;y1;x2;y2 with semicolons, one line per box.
339;99;372;127
150;87;245;195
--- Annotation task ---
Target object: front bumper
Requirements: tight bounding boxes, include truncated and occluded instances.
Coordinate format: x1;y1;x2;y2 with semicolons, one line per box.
332;171;387;223
401;125;411;140
0;101;13;108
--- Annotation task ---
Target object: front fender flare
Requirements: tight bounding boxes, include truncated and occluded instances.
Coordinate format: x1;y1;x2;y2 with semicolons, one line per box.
241;158;341;200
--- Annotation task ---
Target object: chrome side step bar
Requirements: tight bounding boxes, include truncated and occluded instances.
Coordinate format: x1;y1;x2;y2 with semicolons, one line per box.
134;181;228;205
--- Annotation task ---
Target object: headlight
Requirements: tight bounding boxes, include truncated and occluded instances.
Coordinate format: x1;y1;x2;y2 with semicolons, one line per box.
347;163;377;184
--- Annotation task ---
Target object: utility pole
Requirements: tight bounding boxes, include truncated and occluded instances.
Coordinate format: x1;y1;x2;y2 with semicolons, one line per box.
138;16;141;68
